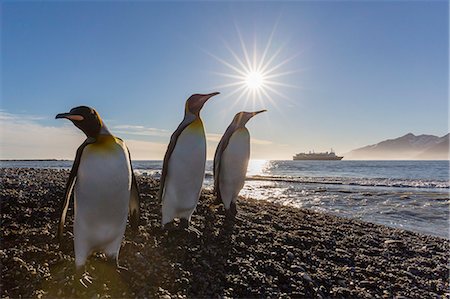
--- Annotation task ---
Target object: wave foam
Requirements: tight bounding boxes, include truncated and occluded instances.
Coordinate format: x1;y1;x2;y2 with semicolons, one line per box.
247;175;449;189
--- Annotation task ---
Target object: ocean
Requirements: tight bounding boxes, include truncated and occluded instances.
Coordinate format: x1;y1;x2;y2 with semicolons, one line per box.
1;160;448;239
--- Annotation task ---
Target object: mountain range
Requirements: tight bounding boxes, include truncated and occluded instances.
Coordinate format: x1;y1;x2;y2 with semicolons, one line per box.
344;133;449;160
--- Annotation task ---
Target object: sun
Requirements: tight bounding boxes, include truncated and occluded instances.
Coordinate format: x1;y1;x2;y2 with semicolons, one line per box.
245;71;264;90
204;23;299;111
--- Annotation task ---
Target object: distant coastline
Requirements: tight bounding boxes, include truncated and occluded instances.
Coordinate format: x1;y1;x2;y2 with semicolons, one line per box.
344;133;449;160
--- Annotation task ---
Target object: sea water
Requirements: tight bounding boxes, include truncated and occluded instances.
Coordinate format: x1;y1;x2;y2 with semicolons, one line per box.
2;160;448;238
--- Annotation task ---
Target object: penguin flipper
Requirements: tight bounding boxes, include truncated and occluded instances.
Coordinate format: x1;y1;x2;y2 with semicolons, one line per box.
57;137;96;247
126;147;141;231
213;126;236;201
158;121;191;202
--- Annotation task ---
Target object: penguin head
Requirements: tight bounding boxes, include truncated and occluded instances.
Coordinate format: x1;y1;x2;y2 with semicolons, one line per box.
56;106;103;138
232;110;267;127
186;92;220;116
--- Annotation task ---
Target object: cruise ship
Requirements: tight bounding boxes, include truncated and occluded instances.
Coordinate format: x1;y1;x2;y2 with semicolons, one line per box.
293;150;343;161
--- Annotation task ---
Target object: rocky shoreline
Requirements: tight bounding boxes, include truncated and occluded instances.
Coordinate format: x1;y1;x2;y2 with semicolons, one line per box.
1;168;449;298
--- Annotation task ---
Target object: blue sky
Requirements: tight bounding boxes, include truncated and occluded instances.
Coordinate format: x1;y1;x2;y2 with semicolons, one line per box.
1;1;448;159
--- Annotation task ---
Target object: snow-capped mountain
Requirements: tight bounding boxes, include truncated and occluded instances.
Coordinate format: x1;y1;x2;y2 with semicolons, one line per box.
345;133;449;160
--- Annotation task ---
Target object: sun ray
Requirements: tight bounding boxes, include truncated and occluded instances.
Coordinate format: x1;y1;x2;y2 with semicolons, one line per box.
261;51;302;77
260;87;282;113
257;21;278;72
205;50;248;77
264;85;297;107
209;22;300;111
235;23;253;72
243;87;253;107
256;88;264;107
222;40;251;74
213;81;246;89
253;35;258;71
264;80;299;89
259;87;270;101
258;45;284;74
211;71;246;80
263;69;304;80
219;84;248;100
264;85;290;100
228;87;250;112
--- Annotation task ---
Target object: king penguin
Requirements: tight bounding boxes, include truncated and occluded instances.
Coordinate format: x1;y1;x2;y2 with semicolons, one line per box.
56;106;140;284
159;92;220;233
214;110;266;218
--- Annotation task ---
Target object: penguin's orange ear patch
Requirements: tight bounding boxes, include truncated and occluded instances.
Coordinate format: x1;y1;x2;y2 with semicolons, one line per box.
67;115;84;121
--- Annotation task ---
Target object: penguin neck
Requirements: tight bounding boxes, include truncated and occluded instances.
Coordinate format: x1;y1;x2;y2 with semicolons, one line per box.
92;124;118;146
230;123;246;131
87;124;113;143
183;110;200;124
98;124;112;136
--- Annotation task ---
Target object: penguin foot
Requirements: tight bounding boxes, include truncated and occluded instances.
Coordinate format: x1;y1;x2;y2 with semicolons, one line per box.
117;264;128;272
230;201;238;216
225;210;235;219
225;209;238;220
79;273;93;288
162;221;176;232
75;270;93;288
106;256;128;273
115;265;131;284
180;219;202;237
223;201;238;217
185;226;201;237
57;234;71;253
223;204;240;230
179;218;190;229
213;196;222;205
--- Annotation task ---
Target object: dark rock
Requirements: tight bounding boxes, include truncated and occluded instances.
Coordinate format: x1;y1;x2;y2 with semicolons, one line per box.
286;251;295;262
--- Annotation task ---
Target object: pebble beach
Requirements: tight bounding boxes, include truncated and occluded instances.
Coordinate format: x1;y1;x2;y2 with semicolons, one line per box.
1;168;449;298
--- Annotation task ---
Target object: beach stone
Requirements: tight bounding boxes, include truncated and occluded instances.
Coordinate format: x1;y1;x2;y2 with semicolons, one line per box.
301;273;313;283
359;280;373;288
286;251;295;262
290;264;305;273
335;248;348;255
384;239;403;245
406;266;421;276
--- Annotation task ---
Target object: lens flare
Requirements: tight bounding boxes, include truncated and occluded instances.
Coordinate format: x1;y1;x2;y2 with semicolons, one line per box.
205;22;301;112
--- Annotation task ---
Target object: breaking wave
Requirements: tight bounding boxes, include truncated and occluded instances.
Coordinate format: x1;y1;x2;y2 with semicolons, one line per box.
246;175;449;189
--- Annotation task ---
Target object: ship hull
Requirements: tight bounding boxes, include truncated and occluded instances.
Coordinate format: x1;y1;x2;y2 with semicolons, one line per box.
293;156;343;161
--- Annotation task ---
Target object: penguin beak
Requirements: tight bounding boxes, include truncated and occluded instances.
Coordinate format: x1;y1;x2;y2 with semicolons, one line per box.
55;113;69;119
251;109;267;117
201;92;220;105
55;113;84;121
189;92;220;114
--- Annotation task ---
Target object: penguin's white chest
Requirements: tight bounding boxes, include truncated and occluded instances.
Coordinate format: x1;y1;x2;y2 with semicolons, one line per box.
162;122;206;224
219;128;250;208
74;142;131;240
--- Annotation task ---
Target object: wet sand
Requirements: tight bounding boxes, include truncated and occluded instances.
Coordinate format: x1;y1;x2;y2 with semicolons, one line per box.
1;168;449;298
